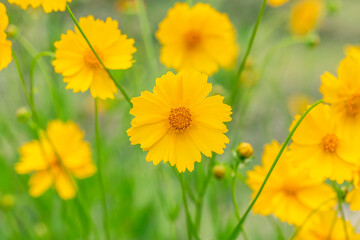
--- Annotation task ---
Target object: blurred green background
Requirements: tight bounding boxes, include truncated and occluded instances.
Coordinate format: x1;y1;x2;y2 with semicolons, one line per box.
1;0;360;239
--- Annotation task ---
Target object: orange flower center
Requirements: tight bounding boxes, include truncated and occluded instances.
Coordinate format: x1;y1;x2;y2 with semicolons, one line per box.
184;30;202;49
345;94;360;117
169;107;192;133
283;185;297;196
321;134;338;153
83;47;103;69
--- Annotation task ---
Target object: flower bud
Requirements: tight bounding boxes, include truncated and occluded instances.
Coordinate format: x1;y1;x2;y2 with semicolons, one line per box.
16;107;31;123
212;165;226;180
306;34;320;48
0;194;14;211
5;24;18;38
237;142;254;159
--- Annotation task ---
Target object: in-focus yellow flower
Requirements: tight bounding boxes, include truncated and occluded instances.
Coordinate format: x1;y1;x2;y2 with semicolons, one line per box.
247;141;335;225
0;3;12;71
294;210;360;240
288;104;359;184
53;16;136;100
268;0;290;7
290;0;323;36
320;50;360;139
7;0;71;13
156;3;238;76
127;70;232;172
346;168;360;211
15;120;96;200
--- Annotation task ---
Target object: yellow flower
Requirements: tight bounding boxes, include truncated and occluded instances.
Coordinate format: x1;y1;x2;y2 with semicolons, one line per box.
290;0;323;36
156;3;238;76
7;0;71;13
320;51;360;139
247;141;335;225
294;210;360;240
53;15;136;100
0;3;12;71
288;104;359;184
268;0;290;7
15;120;96;200
346;168;360;211
288;94;314;116
127;70;232;172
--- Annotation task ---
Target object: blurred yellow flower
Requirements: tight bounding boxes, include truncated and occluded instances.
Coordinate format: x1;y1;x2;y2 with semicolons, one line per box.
156;3;238;76
0;3;12;71
7;0;71;13
288;94;314;116
294;210;360;240
288;104;359;184
127;70;232;172
290;0;323;37
15;120;96;200
53;16;136;100
346;168;360;211
320;51;360;139
247;141;335;225
268;0;290;7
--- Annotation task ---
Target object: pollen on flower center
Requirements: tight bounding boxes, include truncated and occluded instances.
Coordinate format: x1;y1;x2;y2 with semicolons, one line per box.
83;47;103;69
184;30;202;49
321;134;338;153
169;107;192;133
345;94;360;117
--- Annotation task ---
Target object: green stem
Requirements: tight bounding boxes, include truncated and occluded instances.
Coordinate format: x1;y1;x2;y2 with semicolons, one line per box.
29;51;60;116
65;4;132;107
228;0;267;106
94;99;111;240
327;211;338;240
288;197;336;240
231;161;241;220
195;155;215;230
12;51;41;125
180;173;193;240
228;99;323;240
331;182;349;240
136;0;157;77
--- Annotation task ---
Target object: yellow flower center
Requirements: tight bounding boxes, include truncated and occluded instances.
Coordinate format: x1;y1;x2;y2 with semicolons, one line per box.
169;107;192;133
184;30;202;49
83;47;103;69
345;94;360;117
321;134;338;153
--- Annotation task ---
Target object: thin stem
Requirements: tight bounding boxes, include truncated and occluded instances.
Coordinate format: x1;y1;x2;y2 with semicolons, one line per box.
29;51;61;116
327;211;338;240
228;0;267;106
195;155;215;230
65;4;132;107
232;161;241;220
288;197;336;240
331;182;349;240
228;99;323;240
136;0;157;77
12;51;41;125
180;173;193;240
94;99;111;240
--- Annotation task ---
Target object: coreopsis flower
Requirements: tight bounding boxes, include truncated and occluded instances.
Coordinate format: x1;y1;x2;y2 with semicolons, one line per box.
15;120;96;200
268;0;290;7
345;168;360;211
294;210;360;240
7;0;71;13
288;104;359;184
53;16;136;100
320;50;360;139
290;0;323;36
247;141;335;225
127;70;232;172
156;3;238;76
0;3;12;71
